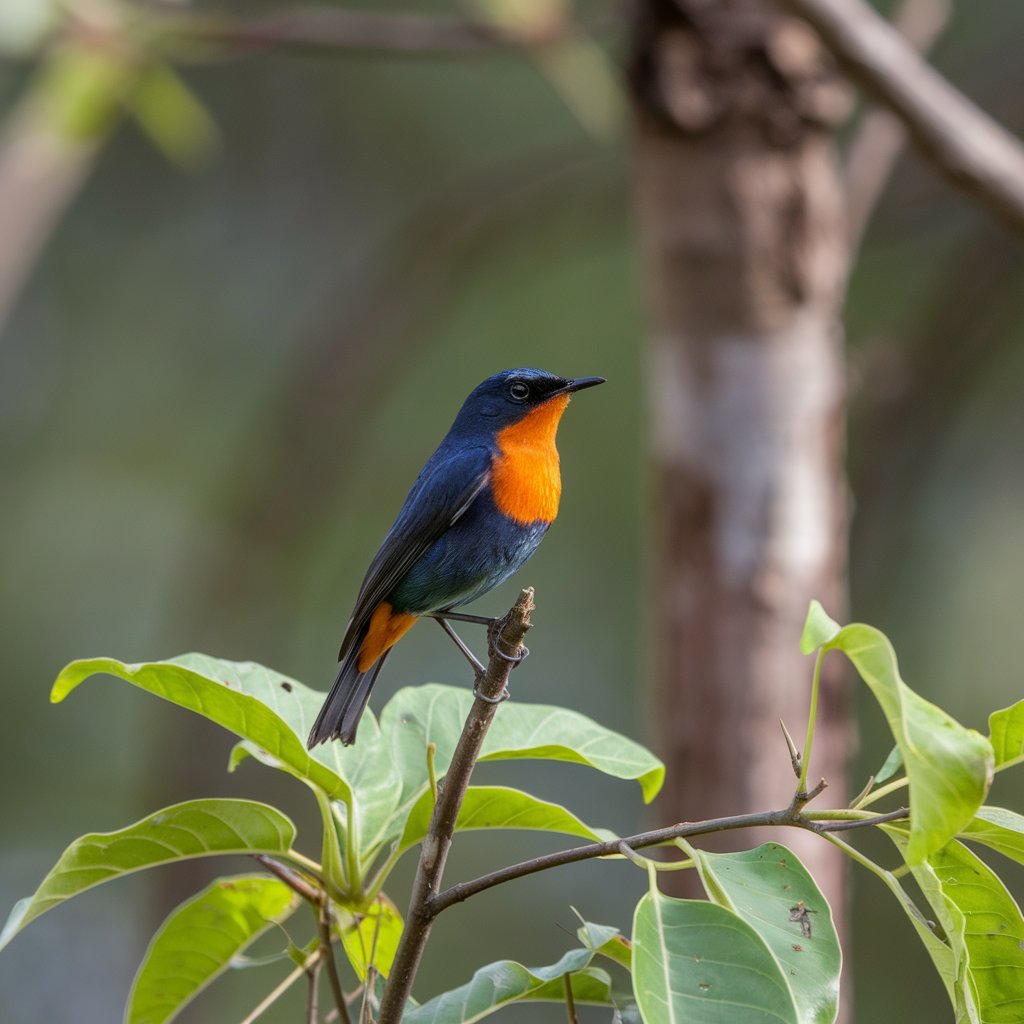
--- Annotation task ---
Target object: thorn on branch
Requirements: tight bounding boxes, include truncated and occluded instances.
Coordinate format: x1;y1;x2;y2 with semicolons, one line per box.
780;718;802;778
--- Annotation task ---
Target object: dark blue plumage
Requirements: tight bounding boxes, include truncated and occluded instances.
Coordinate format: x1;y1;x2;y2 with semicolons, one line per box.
308;368;604;746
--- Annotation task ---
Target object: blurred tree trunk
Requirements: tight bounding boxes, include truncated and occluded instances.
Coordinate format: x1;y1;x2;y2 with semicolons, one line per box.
628;0;853;937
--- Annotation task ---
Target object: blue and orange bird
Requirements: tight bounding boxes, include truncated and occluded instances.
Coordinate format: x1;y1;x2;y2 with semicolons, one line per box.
307;368;605;747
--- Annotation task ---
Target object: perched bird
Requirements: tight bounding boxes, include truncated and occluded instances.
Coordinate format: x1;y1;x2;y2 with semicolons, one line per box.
307;367;605;747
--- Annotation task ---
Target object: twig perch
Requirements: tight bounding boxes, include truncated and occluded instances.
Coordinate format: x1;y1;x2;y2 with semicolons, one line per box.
376;587;535;1024
779;0;1024;232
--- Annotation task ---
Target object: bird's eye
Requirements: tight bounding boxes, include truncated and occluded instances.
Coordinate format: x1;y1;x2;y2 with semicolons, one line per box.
509;382;530;401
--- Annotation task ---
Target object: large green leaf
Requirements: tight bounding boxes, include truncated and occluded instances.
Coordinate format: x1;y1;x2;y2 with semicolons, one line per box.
398;785;615;854
693;844;840;1024
989;700;1024;769
0;799;296;951
125;876;298;1024
403;944;618;1023
52;655;358;801
337;894;404;981
381;684;663;822
960;806;1024;865
800;602;993;863
889;829;1024;1023
632;889;799;1024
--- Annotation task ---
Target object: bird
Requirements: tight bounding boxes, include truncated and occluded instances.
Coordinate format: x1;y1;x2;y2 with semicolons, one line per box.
307;367;605;747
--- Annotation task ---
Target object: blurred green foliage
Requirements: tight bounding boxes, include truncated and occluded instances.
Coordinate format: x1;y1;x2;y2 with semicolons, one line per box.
1;0;1023;1020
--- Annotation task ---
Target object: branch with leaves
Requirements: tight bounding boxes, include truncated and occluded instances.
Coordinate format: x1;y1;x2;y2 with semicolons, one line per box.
1;591;1022;1022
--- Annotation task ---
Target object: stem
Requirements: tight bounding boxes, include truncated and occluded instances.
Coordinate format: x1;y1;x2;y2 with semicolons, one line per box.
319;903;352;1024
798;650;825;794
617;841;694;872
817;830;896;887
563;972;580;1024
427;741;438;804
239;950;320;1024
307;955;322;1024
285;849;326;878
855;776;909;809
377;588;535;1024
252;854;321;905
345;800;361;895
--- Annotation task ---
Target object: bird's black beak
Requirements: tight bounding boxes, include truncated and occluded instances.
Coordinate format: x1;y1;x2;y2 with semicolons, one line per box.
553;376;606;397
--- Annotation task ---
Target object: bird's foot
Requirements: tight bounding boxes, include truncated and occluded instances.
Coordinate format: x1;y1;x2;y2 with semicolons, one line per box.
473;681;511;704
487;620;529;668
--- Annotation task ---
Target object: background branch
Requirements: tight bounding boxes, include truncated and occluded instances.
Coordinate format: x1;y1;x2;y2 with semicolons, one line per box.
148;5;581;57
844;0;952;249
377;588;535;1024
779;0;1024;232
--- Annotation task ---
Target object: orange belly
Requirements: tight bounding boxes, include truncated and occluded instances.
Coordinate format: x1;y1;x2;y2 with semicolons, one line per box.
490;395;568;525
357;601;418;671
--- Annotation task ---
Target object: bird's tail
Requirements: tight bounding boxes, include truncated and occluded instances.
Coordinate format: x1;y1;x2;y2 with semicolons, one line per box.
307;643;389;748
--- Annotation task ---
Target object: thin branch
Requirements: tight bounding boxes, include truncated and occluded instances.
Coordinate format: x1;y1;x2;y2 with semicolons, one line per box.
240;949;320;1024
307;954;322;1024
318;904;352;1024
430;804;908;913
844;0;952;249
563;972;580;1024
376;588;535;1024
252;854;321;905
146;5;580;58
778;0;1024;233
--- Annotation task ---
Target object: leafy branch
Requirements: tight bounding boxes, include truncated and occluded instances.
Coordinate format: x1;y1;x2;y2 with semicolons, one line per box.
2;592;1020;1022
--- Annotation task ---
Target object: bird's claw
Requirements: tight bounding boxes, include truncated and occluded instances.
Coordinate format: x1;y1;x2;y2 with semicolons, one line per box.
474;682;511;704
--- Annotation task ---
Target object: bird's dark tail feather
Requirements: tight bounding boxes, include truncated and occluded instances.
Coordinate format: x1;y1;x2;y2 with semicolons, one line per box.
307;645;389;748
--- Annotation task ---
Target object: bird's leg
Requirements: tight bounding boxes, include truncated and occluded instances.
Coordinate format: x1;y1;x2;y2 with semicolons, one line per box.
423;610;529;667
431;617;487;676
425;611;499;627
429;616;511;704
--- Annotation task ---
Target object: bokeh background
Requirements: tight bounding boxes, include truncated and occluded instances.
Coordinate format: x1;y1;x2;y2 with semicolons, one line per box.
1;0;1022;1021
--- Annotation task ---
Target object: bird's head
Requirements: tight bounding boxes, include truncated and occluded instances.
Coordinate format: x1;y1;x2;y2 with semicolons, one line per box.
452;368;605;436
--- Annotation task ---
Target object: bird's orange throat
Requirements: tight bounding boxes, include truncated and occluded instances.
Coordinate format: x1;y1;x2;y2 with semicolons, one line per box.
491;394;569;525
358;601;418;671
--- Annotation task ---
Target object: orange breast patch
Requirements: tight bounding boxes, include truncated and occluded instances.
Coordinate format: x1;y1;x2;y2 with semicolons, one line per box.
491;394;569;525
357;601;418;671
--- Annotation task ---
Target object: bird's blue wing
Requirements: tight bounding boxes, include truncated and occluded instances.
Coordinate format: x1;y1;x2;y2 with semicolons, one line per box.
337;445;492;659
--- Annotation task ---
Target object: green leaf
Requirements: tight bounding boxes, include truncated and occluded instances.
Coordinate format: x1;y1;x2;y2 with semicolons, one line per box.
989;700;1024;769
800;601;841;655
960;806;1024;866
578;919;633;969
632;889;799;1024
692;844;840;1024
52;655;359;803
337;894;403;981
889;830;1024;1022
398;785;615;854
0;799;295;951
801;622;993;863
403;949;615;1024
874;744;904;785
125;876;298;1024
383;684;663;816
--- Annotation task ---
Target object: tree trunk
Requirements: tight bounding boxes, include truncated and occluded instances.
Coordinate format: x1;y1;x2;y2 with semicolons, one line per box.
628;0;853;942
